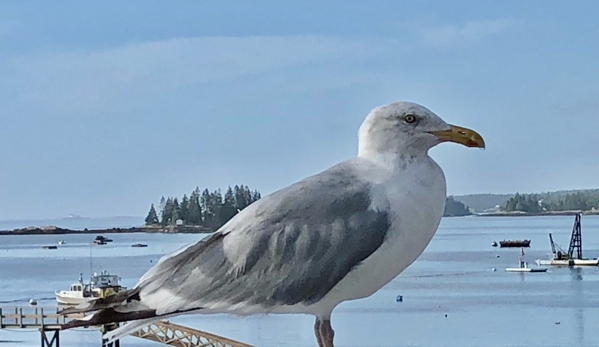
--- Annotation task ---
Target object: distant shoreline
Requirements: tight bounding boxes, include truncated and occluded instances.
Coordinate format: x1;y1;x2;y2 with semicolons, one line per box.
474;210;599;217
0;225;213;236
2;211;599;235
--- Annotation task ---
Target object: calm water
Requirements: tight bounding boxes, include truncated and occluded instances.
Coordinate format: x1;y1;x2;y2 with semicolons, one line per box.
1;216;598;347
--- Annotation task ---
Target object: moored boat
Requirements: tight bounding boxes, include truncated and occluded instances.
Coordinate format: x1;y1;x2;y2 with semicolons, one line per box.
506;266;547;273
55;271;125;305
506;248;547;273
93;235;113;245
499;239;531;248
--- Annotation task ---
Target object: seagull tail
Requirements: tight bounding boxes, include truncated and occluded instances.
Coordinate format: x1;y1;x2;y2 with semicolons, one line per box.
60;287;159;331
60;306;158;330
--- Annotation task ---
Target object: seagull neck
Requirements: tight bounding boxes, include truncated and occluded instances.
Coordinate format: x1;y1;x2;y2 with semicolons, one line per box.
358;149;428;170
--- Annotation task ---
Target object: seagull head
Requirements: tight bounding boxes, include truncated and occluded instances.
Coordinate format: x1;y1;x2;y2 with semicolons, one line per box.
358;101;485;159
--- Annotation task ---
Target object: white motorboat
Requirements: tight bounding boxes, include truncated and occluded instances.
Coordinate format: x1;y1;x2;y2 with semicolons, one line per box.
506;265;548;273
506;248;547;273
55;271;125;305
55;274;96;305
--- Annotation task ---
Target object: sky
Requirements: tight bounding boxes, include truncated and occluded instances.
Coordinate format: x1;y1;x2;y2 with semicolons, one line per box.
0;1;598;220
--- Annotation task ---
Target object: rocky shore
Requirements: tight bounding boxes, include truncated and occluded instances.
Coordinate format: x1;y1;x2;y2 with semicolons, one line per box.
0;225;213;235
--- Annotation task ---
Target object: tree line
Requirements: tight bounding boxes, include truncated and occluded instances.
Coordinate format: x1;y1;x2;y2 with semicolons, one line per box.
145;185;261;229
504;191;599;213
444;196;471;217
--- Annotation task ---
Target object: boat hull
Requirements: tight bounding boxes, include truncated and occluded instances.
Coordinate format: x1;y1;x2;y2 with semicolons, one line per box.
506;267;547;273
535;258;599;266
499;240;531;248
55;292;95;305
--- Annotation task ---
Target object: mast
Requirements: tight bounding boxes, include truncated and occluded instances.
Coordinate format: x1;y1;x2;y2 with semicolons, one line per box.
567;213;583;260
89;242;93;277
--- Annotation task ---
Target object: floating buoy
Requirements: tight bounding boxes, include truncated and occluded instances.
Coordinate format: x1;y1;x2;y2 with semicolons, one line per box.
396;295;403;302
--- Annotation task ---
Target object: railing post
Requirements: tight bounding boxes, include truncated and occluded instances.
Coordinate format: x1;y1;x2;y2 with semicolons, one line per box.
101;324;121;347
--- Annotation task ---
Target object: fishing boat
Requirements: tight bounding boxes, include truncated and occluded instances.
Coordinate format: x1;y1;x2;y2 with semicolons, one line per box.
506;248;547;273
55;270;125;305
535;214;599;267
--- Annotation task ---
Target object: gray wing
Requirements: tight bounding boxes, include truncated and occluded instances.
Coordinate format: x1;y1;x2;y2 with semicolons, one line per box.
138;159;391;311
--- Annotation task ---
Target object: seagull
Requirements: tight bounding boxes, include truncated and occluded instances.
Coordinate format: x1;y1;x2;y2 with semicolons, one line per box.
61;101;485;347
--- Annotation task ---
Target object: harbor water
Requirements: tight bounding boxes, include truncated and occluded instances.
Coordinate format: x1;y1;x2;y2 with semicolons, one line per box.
1;215;598;347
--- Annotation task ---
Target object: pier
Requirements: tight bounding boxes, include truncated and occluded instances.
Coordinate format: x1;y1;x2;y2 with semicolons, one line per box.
0;306;254;347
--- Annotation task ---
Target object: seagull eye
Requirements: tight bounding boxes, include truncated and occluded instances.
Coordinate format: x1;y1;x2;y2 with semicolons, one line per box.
404;115;417;124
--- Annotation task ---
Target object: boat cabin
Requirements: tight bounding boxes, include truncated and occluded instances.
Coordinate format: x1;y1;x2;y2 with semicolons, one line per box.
91;270;121;288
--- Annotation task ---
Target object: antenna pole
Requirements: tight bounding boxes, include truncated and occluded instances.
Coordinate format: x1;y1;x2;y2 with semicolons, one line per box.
89;242;93;276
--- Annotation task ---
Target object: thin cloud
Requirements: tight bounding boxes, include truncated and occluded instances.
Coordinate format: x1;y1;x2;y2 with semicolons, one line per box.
2;35;385;113
420;18;518;48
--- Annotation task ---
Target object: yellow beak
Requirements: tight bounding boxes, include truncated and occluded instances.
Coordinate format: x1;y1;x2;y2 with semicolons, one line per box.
429;125;485;148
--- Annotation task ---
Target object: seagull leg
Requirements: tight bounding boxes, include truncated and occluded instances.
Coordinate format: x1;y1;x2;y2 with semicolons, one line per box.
314;318;335;347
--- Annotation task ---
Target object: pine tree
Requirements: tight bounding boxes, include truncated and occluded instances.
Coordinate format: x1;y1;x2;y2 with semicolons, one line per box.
224;186;236;207
172;198;181;224
221;186;238;225
211;189;224;228
187;190;202;225
251;189;261;203
179;195;189;222
144;204;159;225
161;198;174;225
159;196;166;213
201;189;213;227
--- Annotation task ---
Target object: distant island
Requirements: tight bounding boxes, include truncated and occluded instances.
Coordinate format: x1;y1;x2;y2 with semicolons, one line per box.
2;187;599;236
450;189;599;217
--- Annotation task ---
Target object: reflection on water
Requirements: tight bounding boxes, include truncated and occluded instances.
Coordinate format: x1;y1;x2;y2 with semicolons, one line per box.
1;215;599;347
